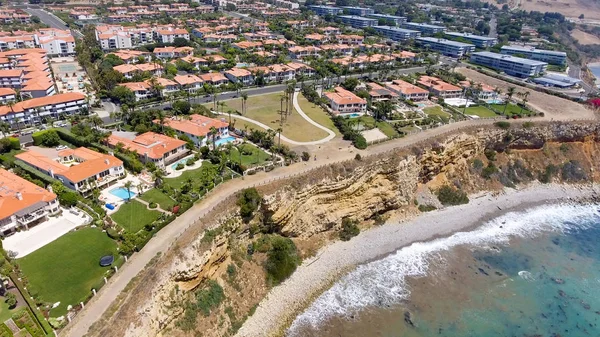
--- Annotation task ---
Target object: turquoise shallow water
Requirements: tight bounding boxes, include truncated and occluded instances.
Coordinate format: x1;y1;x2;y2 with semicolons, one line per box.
288;203;600;337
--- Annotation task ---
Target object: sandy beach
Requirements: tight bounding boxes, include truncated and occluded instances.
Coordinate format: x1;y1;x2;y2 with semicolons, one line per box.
236;183;599;337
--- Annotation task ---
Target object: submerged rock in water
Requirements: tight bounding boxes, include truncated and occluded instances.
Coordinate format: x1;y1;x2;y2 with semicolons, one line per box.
552;278;565;284
404;311;415;328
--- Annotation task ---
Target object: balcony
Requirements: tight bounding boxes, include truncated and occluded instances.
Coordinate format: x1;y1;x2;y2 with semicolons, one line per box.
17;208;47;225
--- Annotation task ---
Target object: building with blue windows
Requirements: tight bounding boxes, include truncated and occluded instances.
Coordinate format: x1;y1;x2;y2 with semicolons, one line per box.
366;14;407;26
401;22;446;35
470;52;548;78
338;15;378;28
445;32;497;48
500;46;567;65
341;6;374;16
416;37;475;57
308;5;343;16
373;26;421;41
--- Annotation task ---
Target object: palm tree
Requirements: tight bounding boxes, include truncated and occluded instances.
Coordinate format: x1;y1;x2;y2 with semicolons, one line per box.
518;91;530;115
276;127;282;148
374;100;394;120
241;92;248;115
0;122;9;137
152;170;164;187
137;183;144;195
209;126;218;150
88;115;103;129
124;181;133;202
503;86;516;115
157;110;166;132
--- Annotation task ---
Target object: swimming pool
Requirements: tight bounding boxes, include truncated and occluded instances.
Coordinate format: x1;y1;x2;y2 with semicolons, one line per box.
110;187;136;200
486;99;504;104
342;113;361;118
215;136;236;147
58;64;77;72
171;157;193;169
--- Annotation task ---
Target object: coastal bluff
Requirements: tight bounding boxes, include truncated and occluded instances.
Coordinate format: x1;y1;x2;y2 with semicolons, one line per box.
84;121;600;337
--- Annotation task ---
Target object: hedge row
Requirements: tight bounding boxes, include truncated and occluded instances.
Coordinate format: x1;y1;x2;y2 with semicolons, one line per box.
9;273;53;335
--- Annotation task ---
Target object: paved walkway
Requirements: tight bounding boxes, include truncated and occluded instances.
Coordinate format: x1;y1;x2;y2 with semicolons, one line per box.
134;198;169;214
215;93;335;146
60;117;594;337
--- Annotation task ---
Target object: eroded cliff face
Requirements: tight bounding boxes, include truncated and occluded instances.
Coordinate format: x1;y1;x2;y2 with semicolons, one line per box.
95;122;600;337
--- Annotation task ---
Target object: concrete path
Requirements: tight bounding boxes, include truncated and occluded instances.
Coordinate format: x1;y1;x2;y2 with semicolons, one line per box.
59;117;593;337
134;198;169;214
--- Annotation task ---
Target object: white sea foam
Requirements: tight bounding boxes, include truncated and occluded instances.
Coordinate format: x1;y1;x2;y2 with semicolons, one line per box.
518;271;534;281
286;203;600;335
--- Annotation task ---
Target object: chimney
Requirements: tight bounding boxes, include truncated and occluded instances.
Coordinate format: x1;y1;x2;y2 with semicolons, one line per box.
49;168;54;178
109;151;114;156
47;185;53;193
104;159;109;165
16;192;22;200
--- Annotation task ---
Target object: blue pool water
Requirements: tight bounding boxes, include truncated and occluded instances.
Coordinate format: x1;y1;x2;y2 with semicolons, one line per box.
289;202;600;337
109;187;136;200
343;113;361;118
171;157;193;169
486;98;504;104
215;136;236;147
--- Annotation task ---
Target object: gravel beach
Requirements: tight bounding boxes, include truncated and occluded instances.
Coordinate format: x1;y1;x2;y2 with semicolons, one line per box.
236;183;599;337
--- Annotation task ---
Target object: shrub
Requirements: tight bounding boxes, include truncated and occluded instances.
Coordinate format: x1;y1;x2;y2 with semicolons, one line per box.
175;163;184;170
196;280;224;316
494;121;510;129
354;153;362;161
301;151;310;161
482;163;498;179
148;202;157;209
58;191;79;207
539;164;558;184
522;121;534;128
472;158;484;170
561;160;587;182
237;188;261;221
559;143;570;153
5;292;16;308
339;217;360;241
484;149;496;161
186;159;195;166
265;235;299;285
436;185;469;206
418;204;437;212
33;130;60;147
8;137;19;150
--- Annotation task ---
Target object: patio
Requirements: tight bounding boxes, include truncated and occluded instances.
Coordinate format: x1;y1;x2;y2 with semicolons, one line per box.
165;155;203;177
2;208;91;258
99;175;151;215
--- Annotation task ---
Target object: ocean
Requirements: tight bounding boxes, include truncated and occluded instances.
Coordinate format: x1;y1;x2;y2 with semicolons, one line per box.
588;63;600;86
287;202;600;337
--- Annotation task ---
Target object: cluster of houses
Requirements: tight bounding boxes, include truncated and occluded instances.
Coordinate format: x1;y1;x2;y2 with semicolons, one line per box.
0;48;57;101
0;28;76;56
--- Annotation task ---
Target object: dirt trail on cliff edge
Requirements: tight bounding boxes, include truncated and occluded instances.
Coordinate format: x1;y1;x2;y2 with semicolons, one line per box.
457;68;596;121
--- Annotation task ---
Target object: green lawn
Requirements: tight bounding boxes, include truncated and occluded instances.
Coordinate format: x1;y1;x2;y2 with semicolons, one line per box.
111;200;162;233
464;105;498;118
423;106;451;122
164;161;218;189
138;188;176;210
228;143;271;167
375;120;400;138
0;298;18;323
211;93;330;142
490;103;532;116
296;94;340;136
341;115;399;138
18;228;118;317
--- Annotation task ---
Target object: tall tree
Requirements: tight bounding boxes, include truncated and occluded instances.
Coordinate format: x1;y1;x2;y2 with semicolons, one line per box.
503;86;516;115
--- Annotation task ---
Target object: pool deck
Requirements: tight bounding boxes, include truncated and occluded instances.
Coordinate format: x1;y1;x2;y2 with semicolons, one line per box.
99;175;151;215
165;156;203;178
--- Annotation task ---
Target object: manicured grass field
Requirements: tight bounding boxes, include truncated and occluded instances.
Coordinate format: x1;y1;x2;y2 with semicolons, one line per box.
345;115;399;138
296;94;340;136
216;93;330;142
18;228;118;317
164;162;218;189
111;200;162;233
229;143;272;167
0;298;18;323
464;105;498;118
490;103;532;116
138;188;176;210
423;106;451;122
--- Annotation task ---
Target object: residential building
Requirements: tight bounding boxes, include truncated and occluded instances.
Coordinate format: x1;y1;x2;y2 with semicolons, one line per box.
107;132;189;168
309;5;343;16
15;147;125;194
470;51;547;78
0;70;24;89
319;27;341;35
385;79;429;101
158;115;229;147
156;77;179;96
0;169;59;236
342;6;374;16
0;92;87;126
531;73;582;88
119;82;151;101
225;68;254;85
0;88;16;103
367;82;398;101
108;50;152;64
445;32;497;48
156;29;190;44
416;37;475;57
289;46;321;59
337;34;364;45
401;22;446;35
198;72;228;86
366;14;407;26
417;76;462;98
153;46;193;59
38;35;76;56
0;35;36;51
113;63;163;79
248;64;295;82
285;62;315;78
459;80;496;99
500;46;567;65
324;86;367;115
338;15;378;28
174;74;204;92
373;26;421;41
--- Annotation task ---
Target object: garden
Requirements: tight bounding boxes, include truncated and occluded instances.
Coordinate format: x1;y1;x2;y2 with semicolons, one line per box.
110;200;163;233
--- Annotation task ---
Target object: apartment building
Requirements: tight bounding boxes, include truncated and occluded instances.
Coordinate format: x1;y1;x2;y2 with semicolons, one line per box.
500;46;567;65
384;79;429;101
16;147;125;194
119;81;152;101
373;26;421;41
309;5;343;16
156;29;190;44
367;82;398;101
198;72;228;86
174;74;204;92
0;92;87;126
224;68;254;85
445;32;497;48
366;14;407;26
38;35;76;56
107;132;189;168
0;88;16;103
339;15;378;28
285;62;316;78
341;6;374;16
113;63;163;79
158;115;229;147
0;35;36;51
470;51;548;78
108;50;152;64
417;76;462;98
416;37;475;57
156;77;179;96
0;169;59;236
289;46;321;59
337;34;364;45
324;86;367;115
401;22;446;35
153;46;193;59
0;69;24;88
248;64;295;82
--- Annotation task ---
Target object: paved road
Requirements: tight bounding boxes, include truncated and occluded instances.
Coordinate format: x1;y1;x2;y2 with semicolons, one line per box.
61;117;515;337
24;8;83;38
488;15;497;38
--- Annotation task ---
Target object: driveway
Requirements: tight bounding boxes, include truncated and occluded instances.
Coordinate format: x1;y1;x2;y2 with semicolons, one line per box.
2;208;91;258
